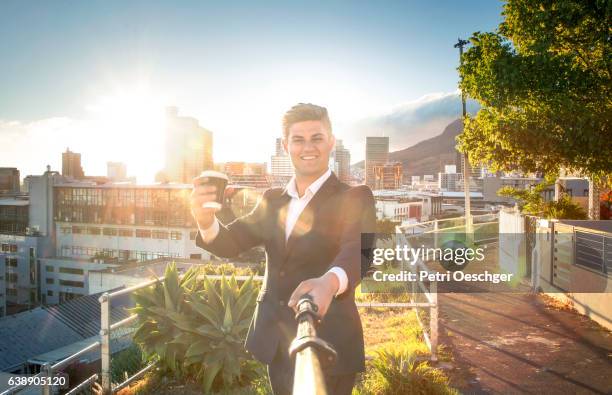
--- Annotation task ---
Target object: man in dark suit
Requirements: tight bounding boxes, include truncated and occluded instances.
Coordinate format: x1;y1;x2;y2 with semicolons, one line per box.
191;103;375;395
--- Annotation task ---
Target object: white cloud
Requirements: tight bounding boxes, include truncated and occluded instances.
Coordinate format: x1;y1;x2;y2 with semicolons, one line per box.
340;91;479;162
0;91;481;181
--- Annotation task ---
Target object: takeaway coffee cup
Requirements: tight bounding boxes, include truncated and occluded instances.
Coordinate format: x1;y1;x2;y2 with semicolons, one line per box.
196;170;229;210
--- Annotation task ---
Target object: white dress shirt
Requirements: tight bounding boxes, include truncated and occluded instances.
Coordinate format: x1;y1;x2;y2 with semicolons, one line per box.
199;168;348;295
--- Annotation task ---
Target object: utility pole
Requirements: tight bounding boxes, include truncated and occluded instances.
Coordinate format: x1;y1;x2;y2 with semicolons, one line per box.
454;38;473;234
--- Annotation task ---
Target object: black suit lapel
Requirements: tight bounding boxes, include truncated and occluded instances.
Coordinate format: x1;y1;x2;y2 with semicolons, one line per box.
284;173;341;258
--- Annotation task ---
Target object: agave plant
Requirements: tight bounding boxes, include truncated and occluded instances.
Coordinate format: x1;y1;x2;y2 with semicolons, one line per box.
361;346;458;395
130;262;260;393
131;262;199;372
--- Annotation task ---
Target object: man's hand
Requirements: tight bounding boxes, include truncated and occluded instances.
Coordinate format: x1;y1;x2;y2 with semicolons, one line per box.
190;179;220;231
288;272;339;317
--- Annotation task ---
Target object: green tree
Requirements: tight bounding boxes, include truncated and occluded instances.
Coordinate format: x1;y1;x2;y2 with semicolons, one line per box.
498;180;587;219
457;0;611;218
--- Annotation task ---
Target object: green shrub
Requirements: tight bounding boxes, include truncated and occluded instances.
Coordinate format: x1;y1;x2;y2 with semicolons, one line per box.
357;346;457;395
130;263;261;393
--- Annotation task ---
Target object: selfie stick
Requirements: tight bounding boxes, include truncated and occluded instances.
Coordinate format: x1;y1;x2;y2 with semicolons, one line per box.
289;294;337;395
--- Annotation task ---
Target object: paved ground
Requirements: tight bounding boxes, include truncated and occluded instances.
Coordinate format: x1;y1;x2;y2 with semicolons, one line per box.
439;291;612;394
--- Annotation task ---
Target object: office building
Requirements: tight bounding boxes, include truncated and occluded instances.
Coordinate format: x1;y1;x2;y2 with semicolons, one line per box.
373;190;443;222
365;137;389;188
1;169;62;312
373;162;402;190
107;162;127;181
275;138;285;156
438;169;461;192
62;149;85;179
332;139;351;182
54;182;210;263
165;107;213;183
271;138;293;180
224;162;267;177
0;168;20;195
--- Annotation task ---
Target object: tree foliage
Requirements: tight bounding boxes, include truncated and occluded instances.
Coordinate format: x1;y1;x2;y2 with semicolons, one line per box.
457;0;611;184
498;180;587;219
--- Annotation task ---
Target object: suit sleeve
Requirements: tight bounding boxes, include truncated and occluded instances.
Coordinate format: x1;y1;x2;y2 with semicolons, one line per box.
328;185;376;295
195;189;270;258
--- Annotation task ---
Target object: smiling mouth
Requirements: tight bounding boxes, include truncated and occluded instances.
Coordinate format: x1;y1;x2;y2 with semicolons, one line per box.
300;155;318;161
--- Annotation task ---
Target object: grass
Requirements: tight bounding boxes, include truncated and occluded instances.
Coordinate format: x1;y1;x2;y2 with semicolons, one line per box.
356;307;457;395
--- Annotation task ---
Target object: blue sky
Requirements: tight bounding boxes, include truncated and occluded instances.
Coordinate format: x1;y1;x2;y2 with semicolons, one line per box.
0;0;503;181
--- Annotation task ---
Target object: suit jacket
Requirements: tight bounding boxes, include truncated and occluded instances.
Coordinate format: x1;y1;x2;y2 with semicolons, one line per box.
196;173;376;374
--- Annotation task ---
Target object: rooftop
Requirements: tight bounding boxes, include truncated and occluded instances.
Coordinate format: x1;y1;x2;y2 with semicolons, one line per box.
0;289;132;372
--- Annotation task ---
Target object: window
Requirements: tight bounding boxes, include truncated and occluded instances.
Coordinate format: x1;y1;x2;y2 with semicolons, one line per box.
46;278;54;284
1;244;8;252
103;228;117;236
135;229;151;238
72;226;85;234
59;279;84;288
87;227;101;235
46;265;54;272
118;229;133;237
47;290;54;296
7;258;18;267
9;244;17;253
60;227;72;234
59;267;84;275
7;288;17;296
152;230;169;239
170;231;182;240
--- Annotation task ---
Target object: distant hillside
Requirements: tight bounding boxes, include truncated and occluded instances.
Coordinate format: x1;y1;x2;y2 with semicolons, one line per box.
353;118;462;178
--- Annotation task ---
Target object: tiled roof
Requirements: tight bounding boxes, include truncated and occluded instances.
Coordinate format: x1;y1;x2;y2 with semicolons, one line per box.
0;288;134;372
44;288;133;338
0;308;82;372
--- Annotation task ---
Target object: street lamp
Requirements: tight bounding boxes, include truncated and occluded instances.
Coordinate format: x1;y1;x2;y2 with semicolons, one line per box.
454;38;473;235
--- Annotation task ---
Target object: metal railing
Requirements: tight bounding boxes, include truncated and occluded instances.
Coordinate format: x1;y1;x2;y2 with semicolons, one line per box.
4;213;492;394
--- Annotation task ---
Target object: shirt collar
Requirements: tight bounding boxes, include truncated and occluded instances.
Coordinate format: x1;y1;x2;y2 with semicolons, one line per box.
286;168;332;199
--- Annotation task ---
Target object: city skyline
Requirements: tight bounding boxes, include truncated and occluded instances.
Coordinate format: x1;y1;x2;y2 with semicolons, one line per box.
0;1;500;182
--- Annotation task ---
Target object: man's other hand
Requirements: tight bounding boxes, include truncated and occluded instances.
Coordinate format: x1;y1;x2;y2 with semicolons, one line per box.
288;272;339;317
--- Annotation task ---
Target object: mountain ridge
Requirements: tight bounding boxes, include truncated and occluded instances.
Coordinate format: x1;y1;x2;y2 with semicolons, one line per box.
353;118;462;178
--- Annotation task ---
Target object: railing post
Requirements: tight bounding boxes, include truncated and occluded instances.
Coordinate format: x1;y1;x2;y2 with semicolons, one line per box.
99;293;111;395
429;280;438;362
41;362;51;395
433;219;439;249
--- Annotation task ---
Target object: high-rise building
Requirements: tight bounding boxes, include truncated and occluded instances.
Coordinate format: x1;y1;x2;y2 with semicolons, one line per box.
373;162;402;190
271;138;293;179
107;162;127;181
165;107;213;183
0;168;20;195
366;137;389;188
275;138;285;156
62;149;85;179
332;139;351;182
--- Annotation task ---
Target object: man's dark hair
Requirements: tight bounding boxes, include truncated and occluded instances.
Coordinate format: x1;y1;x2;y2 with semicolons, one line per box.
282;103;332;139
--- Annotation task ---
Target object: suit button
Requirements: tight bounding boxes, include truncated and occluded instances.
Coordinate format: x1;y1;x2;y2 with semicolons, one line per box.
279;271;285;277
279;300;285;306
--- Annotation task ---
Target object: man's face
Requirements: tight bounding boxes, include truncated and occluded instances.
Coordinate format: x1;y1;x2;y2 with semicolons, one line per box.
283;120;335;179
